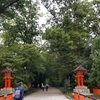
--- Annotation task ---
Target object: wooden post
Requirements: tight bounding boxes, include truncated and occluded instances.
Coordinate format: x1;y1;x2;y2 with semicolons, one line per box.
78;76;80;86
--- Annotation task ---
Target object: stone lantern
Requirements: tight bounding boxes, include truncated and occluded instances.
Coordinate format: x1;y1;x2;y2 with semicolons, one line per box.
1;67;14;89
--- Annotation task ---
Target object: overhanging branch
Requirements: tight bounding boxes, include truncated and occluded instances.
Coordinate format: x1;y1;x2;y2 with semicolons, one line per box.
0;0;20;14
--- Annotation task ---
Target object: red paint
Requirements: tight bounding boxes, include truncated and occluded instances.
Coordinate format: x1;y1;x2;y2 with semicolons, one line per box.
0;96;4;100
74;92;79;100
93;88;100;95
73;93;93;100
79;95;85;100
6;94;13;100
1;68;14;88
73;67;86;87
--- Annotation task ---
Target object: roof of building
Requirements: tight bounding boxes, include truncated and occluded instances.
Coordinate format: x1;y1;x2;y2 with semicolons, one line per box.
73;65;86;72
1;67;14;73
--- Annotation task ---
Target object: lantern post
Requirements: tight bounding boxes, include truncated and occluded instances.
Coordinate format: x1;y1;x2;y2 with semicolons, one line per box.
73;66;86;87
73;65;90;95
1;67;14;88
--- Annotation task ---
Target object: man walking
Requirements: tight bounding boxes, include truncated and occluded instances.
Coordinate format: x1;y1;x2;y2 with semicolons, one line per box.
45;84;49;91
41;83;45;91
14;82;24;100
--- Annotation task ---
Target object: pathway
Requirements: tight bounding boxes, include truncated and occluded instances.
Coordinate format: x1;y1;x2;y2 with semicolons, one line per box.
24;87;72;100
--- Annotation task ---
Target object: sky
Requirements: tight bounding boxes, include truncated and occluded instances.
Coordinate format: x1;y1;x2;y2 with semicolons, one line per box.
37;1;49;27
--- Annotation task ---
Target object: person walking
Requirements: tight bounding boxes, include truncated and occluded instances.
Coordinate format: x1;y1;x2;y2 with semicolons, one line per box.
45;84;49;91
41;83;45;91
14;82;24;100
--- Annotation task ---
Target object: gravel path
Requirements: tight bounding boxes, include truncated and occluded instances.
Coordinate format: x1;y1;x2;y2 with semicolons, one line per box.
24;87;72;100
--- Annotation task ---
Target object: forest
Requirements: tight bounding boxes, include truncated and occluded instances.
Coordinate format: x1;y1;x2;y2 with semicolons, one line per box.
0;0;100;92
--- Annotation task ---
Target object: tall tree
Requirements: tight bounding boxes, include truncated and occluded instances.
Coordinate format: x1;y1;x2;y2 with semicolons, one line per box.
0;43;46;87
88;37;100;88
42;27;76;86
41;0;95;88
1;0;40;45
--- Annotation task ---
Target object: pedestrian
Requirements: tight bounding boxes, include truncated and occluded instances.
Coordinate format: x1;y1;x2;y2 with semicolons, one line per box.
41;83;44;91
38;84;40;88
14;82;24;100
45;84;49;91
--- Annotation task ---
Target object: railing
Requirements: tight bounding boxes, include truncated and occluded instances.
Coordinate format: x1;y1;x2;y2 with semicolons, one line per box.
73;92;92;100
0;88;14;100
6;94;13;100
0;93;13;100
93;88;100;95
0;95;4;100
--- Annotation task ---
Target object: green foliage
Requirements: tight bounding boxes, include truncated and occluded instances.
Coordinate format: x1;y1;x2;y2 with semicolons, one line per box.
41;0;95;89
0;0;20;16
0;43;46;88
1;0;40;45
42;27;76;86
63;79;71;93
88;37;100;88
22;84;28;92
0;0;43;88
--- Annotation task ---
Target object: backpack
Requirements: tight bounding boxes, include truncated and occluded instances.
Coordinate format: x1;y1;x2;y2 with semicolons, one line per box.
14;88;21;98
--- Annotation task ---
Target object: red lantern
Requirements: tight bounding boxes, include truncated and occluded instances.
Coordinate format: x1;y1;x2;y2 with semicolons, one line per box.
1;67;15;88
73;66;86;87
